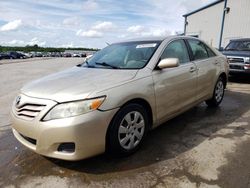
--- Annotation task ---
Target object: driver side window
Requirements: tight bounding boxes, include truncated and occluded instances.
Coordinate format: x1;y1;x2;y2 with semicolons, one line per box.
161;40;190;64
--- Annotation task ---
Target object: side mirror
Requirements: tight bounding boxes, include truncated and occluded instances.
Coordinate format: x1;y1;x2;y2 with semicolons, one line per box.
157;58;180;69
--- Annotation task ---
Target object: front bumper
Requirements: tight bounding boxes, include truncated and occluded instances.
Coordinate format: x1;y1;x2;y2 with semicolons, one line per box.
11;94;118;161
227;56;250;74
229;68;250;74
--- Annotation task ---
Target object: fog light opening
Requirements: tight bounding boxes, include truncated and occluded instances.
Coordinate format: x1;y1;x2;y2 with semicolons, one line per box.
57;143;75;153
244;65;250;69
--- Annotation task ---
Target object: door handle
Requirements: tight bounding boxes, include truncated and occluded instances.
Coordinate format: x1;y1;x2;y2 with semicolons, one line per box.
189;67;196;73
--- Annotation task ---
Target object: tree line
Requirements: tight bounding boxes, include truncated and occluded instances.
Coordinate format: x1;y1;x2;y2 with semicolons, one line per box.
0;44;99;53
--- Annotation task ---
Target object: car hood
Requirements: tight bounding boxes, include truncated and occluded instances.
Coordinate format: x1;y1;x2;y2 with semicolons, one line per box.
222;50;250;57
21;66;138;102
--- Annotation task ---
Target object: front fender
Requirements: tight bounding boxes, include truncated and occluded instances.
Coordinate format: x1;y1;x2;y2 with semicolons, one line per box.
95;76;157;125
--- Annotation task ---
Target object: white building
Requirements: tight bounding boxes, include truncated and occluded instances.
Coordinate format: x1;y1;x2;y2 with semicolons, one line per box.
183;0;250;49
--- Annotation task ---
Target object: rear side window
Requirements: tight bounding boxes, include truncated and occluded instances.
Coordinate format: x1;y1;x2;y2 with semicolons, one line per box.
188;40;208;60
205;45;216;57
161;40;190;64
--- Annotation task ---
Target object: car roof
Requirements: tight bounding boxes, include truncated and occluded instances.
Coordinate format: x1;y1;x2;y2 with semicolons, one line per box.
120;36;167;42
114;35;199;43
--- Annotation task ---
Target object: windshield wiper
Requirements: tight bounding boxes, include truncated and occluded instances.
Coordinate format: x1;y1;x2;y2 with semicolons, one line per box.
81;60;95;68
76;61;87;67
95;62;119;69
226;48;238;51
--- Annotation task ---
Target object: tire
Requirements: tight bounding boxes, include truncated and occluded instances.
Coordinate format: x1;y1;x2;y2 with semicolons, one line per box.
106;103;149;157
205;77;225;107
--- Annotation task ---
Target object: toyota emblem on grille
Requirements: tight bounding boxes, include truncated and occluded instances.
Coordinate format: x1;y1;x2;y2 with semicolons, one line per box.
15;96;21;106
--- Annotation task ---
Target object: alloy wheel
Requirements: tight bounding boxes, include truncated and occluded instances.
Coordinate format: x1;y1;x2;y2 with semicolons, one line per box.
215;80;224;102
118;111;145;150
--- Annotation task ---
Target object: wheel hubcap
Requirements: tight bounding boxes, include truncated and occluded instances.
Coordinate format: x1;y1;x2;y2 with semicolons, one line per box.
118;111;145;150
215;80;224;102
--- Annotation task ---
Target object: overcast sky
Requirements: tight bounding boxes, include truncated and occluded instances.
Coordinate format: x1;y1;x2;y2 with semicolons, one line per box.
0;0;214;48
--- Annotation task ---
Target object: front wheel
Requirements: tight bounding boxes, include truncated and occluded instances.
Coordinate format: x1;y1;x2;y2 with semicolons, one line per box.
206;77;225;107
106;103;149;157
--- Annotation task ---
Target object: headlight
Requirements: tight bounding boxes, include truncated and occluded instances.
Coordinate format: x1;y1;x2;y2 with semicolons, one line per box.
245;57;250;63
43;96;105;121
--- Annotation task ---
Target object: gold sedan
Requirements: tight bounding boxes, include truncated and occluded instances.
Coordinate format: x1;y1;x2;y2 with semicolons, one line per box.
11;36;229;160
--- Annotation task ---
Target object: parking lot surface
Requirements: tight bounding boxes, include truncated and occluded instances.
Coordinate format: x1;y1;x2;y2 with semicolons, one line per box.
0;58;250;188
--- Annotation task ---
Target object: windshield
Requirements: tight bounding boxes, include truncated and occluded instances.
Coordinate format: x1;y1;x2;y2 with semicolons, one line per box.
225;40;250;51
82;41;161;69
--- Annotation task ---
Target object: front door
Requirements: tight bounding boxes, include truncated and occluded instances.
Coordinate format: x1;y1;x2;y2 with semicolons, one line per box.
152;39;197;123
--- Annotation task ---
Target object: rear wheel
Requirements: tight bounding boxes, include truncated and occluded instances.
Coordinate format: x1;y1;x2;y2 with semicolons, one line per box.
206;77;225;107
106;103;149;157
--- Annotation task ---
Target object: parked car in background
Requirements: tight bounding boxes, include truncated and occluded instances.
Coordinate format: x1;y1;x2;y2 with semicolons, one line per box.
63;53;72;57
50;52;62;57
72;53;81;57
23;52;33;58
8;51;26;59
0;53;11;60
35;52;43;57
81;53;87;57
222;38;250;75
11;36;228;161
42;52;49;57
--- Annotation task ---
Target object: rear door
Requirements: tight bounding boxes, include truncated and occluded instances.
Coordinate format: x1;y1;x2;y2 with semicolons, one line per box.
186;39;219;101
152;39;197;123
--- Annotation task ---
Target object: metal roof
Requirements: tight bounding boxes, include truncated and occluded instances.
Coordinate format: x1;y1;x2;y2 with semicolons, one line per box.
183;0;224;17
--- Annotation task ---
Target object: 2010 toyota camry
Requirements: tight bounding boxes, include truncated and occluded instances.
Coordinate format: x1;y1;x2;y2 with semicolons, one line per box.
11;36;229;161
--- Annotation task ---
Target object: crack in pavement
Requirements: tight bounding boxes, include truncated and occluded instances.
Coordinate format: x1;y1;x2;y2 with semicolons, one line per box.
171;169;219;187
149;170;167;188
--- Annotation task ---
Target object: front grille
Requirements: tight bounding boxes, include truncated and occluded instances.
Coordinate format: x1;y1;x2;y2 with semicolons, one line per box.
228;57;244;63
20;134;37;145
230;65;244;70
15;103;46;121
